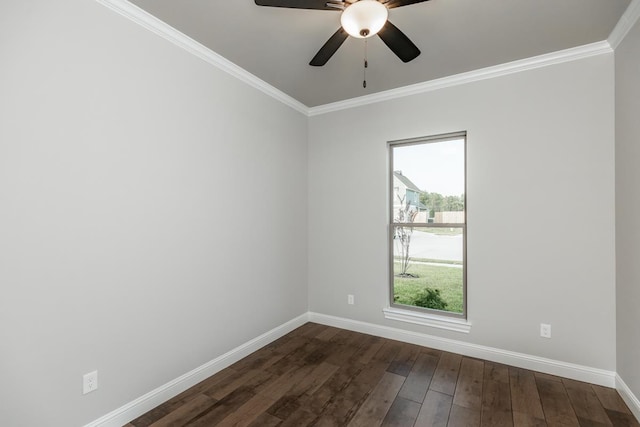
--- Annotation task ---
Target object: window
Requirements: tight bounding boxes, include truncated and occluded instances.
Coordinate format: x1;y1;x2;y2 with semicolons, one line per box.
388;132;466;320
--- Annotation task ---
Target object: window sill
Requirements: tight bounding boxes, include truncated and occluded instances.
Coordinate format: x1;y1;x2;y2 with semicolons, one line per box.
382;307;472;333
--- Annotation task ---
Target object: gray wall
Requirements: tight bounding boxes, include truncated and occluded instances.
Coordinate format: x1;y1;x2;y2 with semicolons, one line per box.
616;18;640;402
0;1;308;426
308;53;616;370
1;0;631;425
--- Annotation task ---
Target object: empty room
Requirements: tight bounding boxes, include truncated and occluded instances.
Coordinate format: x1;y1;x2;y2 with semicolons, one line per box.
1;0;639;426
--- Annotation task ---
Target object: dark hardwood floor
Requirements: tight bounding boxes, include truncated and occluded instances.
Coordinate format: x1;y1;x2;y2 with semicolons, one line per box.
126;323;639;427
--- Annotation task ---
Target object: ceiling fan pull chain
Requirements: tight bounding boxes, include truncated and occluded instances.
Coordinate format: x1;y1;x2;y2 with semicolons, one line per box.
363;38;368;88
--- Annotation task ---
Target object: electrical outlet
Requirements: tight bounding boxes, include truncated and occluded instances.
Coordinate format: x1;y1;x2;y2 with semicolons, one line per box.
347;294;355;305
540;323;551;339
83;370;98;394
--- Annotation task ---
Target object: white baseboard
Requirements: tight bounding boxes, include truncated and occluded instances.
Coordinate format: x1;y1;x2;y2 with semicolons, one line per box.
84;313;309;427
86;311;626;426
616;374;640;421
308;312;616;388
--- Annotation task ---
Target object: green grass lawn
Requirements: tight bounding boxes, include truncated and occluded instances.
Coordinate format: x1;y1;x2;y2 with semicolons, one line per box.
393;262;464;313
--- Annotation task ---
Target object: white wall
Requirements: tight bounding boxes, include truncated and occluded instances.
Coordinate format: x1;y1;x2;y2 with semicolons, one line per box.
308;54;616;370
0;1;308;426
616;17;640;402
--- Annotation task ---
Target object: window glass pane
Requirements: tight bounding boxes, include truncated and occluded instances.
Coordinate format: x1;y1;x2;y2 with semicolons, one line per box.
393;226;464;314
390;136;466;316
392;139;465;224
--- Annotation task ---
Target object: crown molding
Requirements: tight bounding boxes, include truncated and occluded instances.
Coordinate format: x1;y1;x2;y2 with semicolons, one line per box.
609;0;640;49
94;0;309;115
95;0;621;118
308;41;612;116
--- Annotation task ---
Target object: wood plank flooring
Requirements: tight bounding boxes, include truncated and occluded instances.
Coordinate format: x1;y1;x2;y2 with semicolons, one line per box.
127;323;639;427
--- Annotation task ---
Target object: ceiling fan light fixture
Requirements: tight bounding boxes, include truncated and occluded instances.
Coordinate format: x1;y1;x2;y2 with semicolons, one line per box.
340;0;388;39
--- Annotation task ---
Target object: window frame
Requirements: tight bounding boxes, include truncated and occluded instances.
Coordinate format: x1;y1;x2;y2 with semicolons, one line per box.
388;131;468;320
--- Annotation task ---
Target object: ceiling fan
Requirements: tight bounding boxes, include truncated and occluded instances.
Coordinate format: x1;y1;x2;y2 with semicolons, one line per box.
254;0;430;66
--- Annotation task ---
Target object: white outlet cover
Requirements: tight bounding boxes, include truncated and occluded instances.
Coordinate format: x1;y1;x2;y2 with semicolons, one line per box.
83;370;98;394
540;323;551;338
347;294;355;305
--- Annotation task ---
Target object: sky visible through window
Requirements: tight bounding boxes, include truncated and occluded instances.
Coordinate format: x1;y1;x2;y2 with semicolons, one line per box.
393;138;465;196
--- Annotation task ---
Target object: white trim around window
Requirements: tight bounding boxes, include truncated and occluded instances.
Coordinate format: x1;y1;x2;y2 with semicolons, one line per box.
382;307;472;333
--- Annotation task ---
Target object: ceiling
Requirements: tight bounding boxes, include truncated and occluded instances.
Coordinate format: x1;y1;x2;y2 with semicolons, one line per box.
129;0;630;108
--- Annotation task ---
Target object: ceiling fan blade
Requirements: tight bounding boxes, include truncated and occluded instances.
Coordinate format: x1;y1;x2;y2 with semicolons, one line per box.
254;0;342;10
309;28;349;66
377;20;420;63
381;0;430;9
